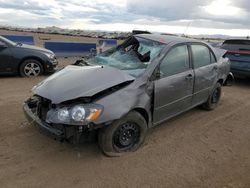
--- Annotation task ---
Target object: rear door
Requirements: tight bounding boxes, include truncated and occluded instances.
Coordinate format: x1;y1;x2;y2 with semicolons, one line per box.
191;44;218;105
153;44;194;124
0;39;13;73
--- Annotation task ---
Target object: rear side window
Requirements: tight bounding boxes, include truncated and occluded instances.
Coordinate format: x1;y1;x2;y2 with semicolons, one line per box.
191;45;211;68
160;45;190;77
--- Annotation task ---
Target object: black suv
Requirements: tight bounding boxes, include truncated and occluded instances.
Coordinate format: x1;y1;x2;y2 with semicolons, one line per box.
221;39;250;77
0;36;58;77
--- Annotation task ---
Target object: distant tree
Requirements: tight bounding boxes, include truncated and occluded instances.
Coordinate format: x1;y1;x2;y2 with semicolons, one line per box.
247;36;249;39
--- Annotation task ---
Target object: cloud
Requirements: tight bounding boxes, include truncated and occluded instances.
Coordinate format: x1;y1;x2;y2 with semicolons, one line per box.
127;0;249;23
127;0;208;21
0;0;249;36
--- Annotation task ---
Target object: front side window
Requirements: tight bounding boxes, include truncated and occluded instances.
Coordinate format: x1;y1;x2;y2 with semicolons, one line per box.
191;44;211;68
160;45;190;77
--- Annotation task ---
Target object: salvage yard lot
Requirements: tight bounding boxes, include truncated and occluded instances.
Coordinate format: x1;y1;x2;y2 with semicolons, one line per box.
0;69;250;187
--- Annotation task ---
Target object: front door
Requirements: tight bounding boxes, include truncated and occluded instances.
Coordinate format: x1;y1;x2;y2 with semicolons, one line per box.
0;40;13;73
153;45;194;124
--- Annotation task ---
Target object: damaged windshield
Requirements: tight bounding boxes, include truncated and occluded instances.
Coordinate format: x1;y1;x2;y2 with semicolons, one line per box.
87;36;165;77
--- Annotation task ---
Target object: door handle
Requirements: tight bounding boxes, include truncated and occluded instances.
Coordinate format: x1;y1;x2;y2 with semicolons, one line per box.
185;74;193;80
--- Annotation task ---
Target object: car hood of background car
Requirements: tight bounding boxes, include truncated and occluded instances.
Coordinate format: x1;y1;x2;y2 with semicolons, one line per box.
33;65;135;104
19;44;54;54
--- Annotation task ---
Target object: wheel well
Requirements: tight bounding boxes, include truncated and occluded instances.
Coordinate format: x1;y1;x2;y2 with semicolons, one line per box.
217;79;224;86
18;57;44;73
133;108;149;124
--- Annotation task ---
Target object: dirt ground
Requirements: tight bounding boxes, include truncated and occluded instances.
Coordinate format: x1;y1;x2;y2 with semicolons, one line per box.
0;68;249;188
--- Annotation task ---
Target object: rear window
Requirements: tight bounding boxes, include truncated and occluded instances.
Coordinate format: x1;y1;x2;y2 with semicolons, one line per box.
222;40;250;51
223;40;250;45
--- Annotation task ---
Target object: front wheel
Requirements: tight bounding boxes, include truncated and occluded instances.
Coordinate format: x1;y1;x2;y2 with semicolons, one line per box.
202;83;222;110
19;59;43;77
98;111;148;157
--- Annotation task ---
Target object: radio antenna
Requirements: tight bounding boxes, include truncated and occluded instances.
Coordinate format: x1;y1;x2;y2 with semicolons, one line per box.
183;21;192;37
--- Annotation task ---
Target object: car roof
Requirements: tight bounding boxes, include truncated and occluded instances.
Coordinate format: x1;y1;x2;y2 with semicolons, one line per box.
135;34;201;44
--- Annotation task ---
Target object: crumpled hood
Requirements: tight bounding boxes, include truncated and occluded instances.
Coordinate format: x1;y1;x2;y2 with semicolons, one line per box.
33;65;135;104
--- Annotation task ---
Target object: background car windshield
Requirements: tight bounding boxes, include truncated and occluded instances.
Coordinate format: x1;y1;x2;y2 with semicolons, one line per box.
87;37;165;77
221;40;250;51
0;36;17;46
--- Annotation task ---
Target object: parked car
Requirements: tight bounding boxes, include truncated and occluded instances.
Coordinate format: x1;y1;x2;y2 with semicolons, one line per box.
221;39;250;78
0;36;58;77
23;34;230;156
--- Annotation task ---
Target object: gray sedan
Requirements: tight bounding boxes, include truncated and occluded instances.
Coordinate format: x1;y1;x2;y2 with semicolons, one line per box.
23;34;230;156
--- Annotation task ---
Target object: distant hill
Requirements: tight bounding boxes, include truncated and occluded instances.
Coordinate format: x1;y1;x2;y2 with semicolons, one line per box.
0;25;248;41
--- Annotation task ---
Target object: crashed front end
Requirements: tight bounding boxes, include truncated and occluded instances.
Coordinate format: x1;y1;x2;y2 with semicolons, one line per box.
23;95;105;142
23;36;161;143
22;65;140;142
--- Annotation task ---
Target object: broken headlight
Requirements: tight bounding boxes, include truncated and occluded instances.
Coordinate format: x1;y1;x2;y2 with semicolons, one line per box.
46;104;103;125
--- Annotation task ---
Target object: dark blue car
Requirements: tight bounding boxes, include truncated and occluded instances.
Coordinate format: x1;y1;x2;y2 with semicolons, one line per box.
221;39;250;78
0;36;58;77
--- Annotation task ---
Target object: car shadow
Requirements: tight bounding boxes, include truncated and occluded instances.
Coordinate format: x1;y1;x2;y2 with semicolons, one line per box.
233;77;250;87
28;124;104;159
0;74;20;78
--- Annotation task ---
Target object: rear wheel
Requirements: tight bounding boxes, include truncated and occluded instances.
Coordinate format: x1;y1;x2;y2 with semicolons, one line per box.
98;111;148;157
202;83;222;110
19;59;43;77
224;73;234;86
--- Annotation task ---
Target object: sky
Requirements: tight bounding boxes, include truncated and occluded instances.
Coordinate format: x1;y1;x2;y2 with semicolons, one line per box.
0;0;249;36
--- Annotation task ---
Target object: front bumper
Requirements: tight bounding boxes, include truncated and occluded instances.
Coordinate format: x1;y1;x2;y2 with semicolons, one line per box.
23;100;98;143
45;59;59;73
23;102;64;140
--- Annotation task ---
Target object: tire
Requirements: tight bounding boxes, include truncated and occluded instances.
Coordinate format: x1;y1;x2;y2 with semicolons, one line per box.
98;111;148;157
202;83;222;110
19;59;43;77
224;73;234;86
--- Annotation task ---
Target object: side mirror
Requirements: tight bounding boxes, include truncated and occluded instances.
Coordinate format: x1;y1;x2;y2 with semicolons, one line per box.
150;67;162;81
90;48;97;57
0;44;7;48
155;71;162;79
